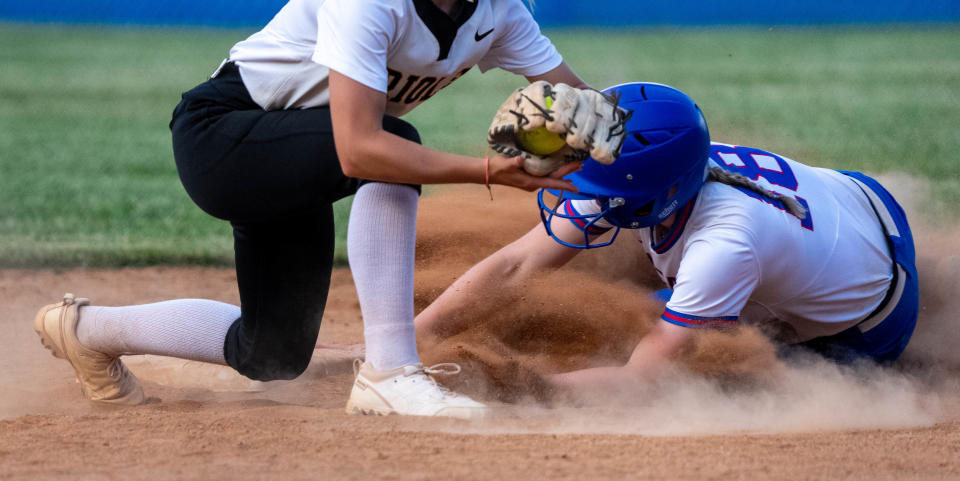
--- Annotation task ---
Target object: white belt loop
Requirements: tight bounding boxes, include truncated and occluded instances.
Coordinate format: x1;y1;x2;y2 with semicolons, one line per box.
858;264;906;333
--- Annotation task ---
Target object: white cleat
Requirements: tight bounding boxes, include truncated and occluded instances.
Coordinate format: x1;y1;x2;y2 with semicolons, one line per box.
345;362;487;420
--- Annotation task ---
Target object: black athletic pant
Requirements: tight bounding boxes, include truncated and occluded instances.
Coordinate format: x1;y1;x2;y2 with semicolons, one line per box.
170;62;420;381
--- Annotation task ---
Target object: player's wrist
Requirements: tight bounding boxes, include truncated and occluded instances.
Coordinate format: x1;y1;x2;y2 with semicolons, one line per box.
486;154;525;189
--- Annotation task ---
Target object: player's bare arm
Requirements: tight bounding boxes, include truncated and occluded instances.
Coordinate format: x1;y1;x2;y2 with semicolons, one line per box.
525;61;589;89
549;320;697;392
416;215;588;340
329;71;575;192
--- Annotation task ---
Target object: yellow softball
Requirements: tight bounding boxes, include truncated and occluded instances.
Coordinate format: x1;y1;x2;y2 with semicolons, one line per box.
516;97;564;155
517;126;565;156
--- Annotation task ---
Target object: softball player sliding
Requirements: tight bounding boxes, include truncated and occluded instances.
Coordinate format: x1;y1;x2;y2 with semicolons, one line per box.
32;0;628;419
417;82;919;393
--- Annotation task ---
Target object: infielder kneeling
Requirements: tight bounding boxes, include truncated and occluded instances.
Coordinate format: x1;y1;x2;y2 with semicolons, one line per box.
417;82;919;393
31;0;631;419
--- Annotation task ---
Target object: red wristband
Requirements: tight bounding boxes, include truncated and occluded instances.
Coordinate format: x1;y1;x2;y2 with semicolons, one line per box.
484;156;493;201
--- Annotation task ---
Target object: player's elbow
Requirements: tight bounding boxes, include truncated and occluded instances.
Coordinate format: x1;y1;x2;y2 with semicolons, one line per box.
336;142;371;179
338;156;363;178
336;129;394;179
626;321;696;369
655;322;698;360
498;258;524;279
496;242;540;279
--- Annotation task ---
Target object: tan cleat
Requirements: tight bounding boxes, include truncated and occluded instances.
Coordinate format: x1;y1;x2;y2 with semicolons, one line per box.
34;293;145;405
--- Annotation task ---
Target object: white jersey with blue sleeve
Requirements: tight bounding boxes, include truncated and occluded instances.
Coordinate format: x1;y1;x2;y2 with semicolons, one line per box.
566;143;893;343
227;0;562;116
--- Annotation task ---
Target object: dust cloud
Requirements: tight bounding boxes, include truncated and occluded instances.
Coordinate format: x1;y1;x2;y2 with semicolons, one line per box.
881;173;960;367
414;177;959;435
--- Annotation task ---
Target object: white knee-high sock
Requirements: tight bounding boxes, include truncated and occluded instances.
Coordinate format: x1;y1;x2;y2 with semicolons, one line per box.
76;299;239;364
348;182;420;371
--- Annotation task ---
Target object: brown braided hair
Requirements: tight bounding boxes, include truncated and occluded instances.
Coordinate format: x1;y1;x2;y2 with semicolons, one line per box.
707;166;807;220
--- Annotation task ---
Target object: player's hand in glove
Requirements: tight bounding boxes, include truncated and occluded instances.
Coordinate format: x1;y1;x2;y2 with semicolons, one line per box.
487;153;581;193
487;80;630;176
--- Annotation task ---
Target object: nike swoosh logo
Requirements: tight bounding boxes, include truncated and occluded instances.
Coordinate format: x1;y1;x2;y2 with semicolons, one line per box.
475;28;494;42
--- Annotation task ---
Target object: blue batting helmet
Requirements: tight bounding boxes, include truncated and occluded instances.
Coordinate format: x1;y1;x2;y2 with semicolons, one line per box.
538;82;711;248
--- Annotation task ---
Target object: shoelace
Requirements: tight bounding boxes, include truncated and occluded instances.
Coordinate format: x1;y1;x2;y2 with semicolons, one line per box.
407;363;463;397
422;363;461;376
352;360;463;377
353;360;465;397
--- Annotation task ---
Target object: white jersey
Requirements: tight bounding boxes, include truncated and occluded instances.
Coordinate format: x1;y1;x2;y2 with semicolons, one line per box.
227;0;562;116
568;143;893;343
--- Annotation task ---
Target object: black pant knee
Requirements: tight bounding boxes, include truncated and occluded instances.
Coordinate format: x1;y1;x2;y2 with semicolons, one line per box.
225;317;317;381
223;207;335;382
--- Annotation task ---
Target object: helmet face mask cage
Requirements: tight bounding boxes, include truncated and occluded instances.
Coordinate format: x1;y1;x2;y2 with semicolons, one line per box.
537;189;622;249
536;82;711;250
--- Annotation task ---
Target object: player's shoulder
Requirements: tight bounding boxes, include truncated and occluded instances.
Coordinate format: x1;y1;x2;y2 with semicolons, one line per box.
330;0;401;8
685;179;764;247
487;0;529;9
696;178;763;219
320;0;407;19
485;0;536;19
709;141;825;180
709;141;802;169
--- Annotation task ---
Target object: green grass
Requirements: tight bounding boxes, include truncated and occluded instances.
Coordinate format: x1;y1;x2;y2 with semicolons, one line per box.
1;23;958;267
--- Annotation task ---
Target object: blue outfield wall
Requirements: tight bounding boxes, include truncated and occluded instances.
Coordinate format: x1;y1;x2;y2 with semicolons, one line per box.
0;0;287;27
531;1;960;26
1;0;959;27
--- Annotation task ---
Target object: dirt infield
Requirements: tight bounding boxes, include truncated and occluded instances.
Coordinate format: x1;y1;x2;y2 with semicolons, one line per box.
2;184;959;480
